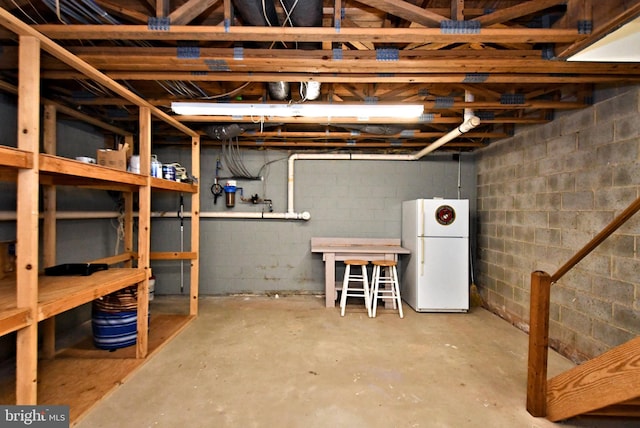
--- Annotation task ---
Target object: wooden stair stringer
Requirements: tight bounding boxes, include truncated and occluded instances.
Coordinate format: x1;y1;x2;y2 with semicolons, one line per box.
546;336;640;422
585;397;640;418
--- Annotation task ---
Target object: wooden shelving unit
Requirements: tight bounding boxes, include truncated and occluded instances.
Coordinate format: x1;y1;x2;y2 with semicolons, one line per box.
0;147;33;337
0;8;201;421
0;146;33;169
39;155;147;190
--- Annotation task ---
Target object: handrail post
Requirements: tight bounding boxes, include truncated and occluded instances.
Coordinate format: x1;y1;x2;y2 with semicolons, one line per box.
527;270;552;416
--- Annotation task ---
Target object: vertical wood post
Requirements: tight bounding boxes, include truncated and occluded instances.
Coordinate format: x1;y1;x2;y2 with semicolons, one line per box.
223;0;232;28
41;104;57;360
16;35;40;405
123;135;135;268
527;270;552;416
156;0;169;17
136;106;151;359
123;192;134;268
451;0;465;21
190;135;200;316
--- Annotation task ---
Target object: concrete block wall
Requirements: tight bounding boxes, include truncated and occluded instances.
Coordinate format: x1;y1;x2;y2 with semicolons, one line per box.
475;87;640;363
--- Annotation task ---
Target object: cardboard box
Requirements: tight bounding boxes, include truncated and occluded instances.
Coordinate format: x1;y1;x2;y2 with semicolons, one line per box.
0;241;16;280
97;143;129;171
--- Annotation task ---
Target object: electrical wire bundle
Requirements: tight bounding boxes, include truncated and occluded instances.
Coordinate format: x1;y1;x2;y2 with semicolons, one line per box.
221;137;260;180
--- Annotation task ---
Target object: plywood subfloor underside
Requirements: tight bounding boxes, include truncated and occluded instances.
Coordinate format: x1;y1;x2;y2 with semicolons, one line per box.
0;313;193;424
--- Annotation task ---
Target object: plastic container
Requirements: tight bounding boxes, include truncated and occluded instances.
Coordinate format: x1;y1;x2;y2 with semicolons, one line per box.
151;155;163;178
92;309;137;350
224;180;237;207
149;275;156;301
129;155;140;174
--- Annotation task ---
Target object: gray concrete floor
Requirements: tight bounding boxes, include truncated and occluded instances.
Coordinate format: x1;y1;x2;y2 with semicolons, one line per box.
76;295;638;428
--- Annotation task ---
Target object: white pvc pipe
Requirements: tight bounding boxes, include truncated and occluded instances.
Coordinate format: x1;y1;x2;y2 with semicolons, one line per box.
286;116;480;214
464;90;475;122
154;211;312;220
0;210;312;221
200;211;310;220
351;153;415;161
412;116;481;158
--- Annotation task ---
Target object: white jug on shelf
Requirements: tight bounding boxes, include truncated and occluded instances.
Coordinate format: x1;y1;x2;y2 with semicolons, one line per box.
151;155;163;178
128;155;140;174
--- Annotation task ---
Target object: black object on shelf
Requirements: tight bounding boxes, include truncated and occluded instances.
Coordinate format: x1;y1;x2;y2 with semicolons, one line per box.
44;263;109;276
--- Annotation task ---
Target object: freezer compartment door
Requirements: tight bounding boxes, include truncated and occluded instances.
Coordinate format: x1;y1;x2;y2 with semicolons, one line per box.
417;237;469;312
418;199;469;238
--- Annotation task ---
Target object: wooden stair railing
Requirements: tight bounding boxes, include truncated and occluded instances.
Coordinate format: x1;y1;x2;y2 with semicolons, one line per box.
527;195;640;419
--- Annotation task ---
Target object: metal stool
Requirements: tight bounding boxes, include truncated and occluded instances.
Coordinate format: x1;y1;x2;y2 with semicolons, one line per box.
340;259;372;317
371;260;403;318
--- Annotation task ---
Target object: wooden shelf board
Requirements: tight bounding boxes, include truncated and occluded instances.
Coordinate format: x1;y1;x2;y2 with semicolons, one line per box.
0;307;31;336
0;146;33;169
150;251;198;260
38;268;146;321
0;313;194;423
39;175;140;192
0;269;146;322
150;176;198;193
39;154;146;189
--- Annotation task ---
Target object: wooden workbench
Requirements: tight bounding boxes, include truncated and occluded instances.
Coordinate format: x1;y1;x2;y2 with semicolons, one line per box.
311;237;410;308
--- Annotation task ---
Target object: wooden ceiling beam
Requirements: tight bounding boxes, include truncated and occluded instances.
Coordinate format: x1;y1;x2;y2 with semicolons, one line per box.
58;46;545;60
43;56;640;75
93;0;150;24
169;0;222;25
455;83;502;100
52;95;589;111
200;130;506;140
24;45;638;75
553;0;588;30
0;8;198;137
156;0;169;18
192;139;486;149
40;70;639;85
376;83;418;100
472;0;567;27
32;24;584;44
332;83;366;101
354;0;447;27
451;0;465;22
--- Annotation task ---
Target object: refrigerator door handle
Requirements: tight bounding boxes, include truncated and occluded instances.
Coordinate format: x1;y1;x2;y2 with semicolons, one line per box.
420;238;425;276
419;199;424;237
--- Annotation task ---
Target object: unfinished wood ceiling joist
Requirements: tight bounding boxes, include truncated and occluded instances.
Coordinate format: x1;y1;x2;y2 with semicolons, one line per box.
1;0;639;152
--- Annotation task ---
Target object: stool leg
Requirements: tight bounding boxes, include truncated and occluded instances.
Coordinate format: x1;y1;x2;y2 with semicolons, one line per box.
361;265;372;318
371;264;379;317
392;265;404;318
386;266;397;310
340;264;350;317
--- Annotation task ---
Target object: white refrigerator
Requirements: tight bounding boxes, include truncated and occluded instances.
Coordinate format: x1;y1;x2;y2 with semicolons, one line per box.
401;199;469;312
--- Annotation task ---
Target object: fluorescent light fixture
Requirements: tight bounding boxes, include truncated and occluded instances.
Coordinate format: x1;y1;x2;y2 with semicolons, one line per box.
171;102;424;119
